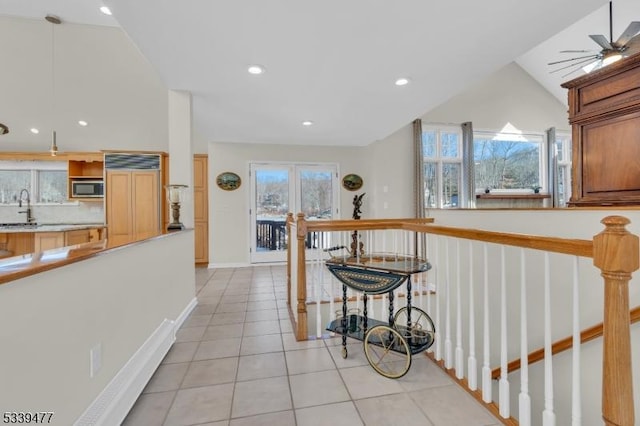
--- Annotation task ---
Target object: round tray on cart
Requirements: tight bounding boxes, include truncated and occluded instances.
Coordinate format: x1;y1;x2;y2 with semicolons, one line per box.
325;252;435;378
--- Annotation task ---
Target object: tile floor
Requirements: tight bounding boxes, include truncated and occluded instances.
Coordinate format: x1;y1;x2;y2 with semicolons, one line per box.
123;266;502;426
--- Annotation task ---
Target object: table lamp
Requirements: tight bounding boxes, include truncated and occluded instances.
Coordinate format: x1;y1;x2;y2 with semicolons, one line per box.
165;184;188;231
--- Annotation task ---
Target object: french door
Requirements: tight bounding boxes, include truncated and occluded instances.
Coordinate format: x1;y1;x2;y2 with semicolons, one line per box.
250;162;339;263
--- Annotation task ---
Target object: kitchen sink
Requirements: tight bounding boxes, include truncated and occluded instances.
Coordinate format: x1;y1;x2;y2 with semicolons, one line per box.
0;222;39;229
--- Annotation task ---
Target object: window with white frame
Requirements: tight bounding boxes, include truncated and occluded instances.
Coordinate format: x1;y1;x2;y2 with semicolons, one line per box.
554;130;572;207
0;161;68;204
473;130;545;193
421;123;572;209
422;126;462;208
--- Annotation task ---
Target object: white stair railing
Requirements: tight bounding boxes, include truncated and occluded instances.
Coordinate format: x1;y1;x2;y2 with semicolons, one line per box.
287;215;638;426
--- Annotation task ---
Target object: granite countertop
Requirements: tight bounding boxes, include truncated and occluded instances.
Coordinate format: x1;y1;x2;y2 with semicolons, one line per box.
0;223;106;233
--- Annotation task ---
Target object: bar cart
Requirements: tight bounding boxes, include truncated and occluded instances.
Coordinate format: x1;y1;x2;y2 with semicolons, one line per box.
325;249;435;379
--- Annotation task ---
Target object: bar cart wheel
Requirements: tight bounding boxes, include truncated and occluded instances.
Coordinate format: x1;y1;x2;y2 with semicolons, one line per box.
393;306;435;343
363;325;412;379
341;346;348;359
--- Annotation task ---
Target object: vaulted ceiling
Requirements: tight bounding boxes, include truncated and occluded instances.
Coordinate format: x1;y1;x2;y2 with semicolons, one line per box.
4;0;635;148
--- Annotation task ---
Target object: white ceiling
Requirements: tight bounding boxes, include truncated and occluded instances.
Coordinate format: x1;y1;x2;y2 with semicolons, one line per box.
3;0;632;147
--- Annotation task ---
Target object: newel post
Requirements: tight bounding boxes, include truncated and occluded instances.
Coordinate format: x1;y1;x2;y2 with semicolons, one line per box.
593;215;639;426
296;213;308;341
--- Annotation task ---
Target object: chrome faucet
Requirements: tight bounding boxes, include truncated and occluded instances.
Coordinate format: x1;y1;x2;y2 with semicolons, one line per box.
18;188;35;223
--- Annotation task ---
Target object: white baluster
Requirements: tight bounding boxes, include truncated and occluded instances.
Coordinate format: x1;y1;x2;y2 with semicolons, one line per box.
482;243;492;403
435;236;442;361
444;239;452;369
455;239;464;379
426;236;434;354
542;252;556;426
519;249;531;426
315;241;322;338
467;241;477;390
499;246;510;418
381;292;387;322
571;256;581;426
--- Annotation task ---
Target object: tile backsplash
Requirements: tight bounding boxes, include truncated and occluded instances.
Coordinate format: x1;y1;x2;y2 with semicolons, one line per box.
0;202;104;224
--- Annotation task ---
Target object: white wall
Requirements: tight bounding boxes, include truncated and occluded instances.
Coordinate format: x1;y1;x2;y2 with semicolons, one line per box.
208;142;370;265
422;62;570;131
0;232;196;425
0;16;169;153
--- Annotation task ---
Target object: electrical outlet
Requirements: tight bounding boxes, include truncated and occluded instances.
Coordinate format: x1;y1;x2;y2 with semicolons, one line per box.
90;343;102;378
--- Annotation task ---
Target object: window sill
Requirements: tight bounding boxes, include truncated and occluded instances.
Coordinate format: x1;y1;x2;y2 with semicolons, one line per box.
476;193;550;200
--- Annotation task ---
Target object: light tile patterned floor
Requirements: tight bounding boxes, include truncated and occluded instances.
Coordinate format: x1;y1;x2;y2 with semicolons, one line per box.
123;266;502;426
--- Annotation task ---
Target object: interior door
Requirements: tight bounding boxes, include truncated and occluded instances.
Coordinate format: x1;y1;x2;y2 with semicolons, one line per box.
250;163;338;263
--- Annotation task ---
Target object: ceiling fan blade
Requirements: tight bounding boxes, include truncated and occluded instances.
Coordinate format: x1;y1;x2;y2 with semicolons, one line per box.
551;56;602;74
548;55;599;66
590;34;613;50
561;59;601;78
559;49;594;53
615;21;640;47
624;33;640;52
623;37;640;56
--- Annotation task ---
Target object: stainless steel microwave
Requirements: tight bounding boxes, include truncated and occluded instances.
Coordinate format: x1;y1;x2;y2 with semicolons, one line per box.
71;180;104;198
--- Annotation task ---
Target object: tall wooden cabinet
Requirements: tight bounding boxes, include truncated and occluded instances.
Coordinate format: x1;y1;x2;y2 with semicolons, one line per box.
106;170;160;246
562;52;640;206
105;153;163;246
193;155;209;264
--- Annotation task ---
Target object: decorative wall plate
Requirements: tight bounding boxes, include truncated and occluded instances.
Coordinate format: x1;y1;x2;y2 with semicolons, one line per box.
342;174;363;191
216;172;241;191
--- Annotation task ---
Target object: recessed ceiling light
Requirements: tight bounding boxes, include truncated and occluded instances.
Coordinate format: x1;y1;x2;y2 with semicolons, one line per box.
302;121;314;126
30;128;39;134
78;120;88;127
100;6;112;16
395;77;410;86
248;65;265;75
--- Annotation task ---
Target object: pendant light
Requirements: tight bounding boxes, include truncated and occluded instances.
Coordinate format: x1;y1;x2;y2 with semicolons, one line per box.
46;14;61;156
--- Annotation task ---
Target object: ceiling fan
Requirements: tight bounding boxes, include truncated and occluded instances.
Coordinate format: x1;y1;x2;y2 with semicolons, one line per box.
549;1;640;77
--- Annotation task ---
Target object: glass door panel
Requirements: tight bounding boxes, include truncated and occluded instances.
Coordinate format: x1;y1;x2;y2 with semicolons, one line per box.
250;163;338;263
250;165;293;263
299;169;334;220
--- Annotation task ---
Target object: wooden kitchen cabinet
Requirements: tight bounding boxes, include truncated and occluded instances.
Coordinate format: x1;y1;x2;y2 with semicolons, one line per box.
562;52;640;206
34;232;64;252
64;229;91;246
193;155;209;264
106;169;160;246
67;155;105;201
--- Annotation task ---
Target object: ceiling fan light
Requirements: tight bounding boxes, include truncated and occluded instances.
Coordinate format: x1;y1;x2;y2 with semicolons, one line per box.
602;52;622;66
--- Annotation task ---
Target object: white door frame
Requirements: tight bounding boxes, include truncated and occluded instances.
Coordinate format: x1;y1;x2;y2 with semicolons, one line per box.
249;161;339;263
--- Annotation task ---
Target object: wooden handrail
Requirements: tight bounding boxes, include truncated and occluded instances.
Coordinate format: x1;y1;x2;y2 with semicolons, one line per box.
402;223;593;258
491;305;640;380
302;216;593;258
303;217;434;232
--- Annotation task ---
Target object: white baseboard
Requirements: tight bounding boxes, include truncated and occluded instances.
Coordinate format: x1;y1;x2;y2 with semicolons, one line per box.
174;297;198;330
74;299;197;426
208;262;252;268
